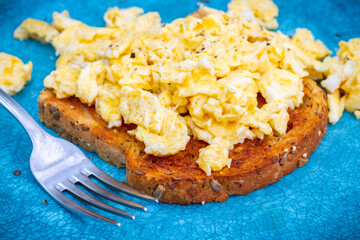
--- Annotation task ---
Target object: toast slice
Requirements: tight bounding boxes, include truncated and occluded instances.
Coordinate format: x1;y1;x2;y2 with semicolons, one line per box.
38;77;328;205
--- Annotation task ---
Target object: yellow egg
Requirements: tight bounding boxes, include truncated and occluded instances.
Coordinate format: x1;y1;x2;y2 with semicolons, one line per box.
75;61;105;105
196;138;232;176
337;38;360;62
355;110;360;119
227;0;279;29
318;38;360;123
95;82;122;128
52;10;84;31
292;29;331;60
44;65;79;98
120;86;189;155
327;89;345;124
14;18;59;43
104;7;161;35
258;68;303;109
0;53;32;95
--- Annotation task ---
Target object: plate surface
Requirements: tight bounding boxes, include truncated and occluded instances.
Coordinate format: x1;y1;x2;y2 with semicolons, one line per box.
0;0;359;239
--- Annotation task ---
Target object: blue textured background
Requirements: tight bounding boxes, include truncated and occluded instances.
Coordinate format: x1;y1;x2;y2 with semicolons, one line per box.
0;0;359;239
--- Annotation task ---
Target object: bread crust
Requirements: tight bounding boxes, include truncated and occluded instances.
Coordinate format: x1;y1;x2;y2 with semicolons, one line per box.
38;78;328;205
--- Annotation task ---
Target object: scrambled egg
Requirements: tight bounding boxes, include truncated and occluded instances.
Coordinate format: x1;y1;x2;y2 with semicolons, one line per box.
197;138;232;176
0;53;32;95
120;86;189;155
317;38;360;123
228;0;279;29
14;0;360;175
14;18;59;43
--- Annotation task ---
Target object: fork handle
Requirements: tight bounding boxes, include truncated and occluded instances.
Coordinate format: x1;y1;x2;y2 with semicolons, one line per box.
0;88;48;142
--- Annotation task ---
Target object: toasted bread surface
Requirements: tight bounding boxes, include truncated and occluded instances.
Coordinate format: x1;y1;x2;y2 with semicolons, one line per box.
38;89;139;168
38;77;327;204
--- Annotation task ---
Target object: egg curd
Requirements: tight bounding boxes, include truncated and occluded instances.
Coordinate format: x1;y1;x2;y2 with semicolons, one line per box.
14;0;360;175
0;53;32;95
318;39;360;123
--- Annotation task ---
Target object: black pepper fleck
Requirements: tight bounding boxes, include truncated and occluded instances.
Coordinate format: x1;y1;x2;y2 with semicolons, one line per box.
130;52;136;58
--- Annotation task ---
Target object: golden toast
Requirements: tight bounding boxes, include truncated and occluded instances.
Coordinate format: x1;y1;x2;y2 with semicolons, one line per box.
38;77;328;205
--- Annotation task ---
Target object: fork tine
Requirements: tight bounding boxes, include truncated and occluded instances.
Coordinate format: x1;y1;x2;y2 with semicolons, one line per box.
82;168;158;202
63;182;135;220
74;174;147;211
52;190;121;226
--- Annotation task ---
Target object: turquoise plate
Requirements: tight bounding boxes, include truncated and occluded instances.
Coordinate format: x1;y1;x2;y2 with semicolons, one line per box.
0;0;359;239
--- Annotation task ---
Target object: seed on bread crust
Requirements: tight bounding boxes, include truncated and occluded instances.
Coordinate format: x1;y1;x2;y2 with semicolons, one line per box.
39;105;44;116
167;182;175;189
172;176;183;181
153;185;165;199
52;110;60;120
233;179;245;185
135;169;145;175
80;124;90;131
49;105;58;114
54;125;64;134
298;158;308;167
210;179;223;193
280;151;289;165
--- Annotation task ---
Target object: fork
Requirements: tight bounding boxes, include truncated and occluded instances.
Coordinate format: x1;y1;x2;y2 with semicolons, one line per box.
0;89;158;226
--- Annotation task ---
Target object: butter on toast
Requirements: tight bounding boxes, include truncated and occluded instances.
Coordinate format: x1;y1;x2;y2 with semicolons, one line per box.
38;77;328;205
